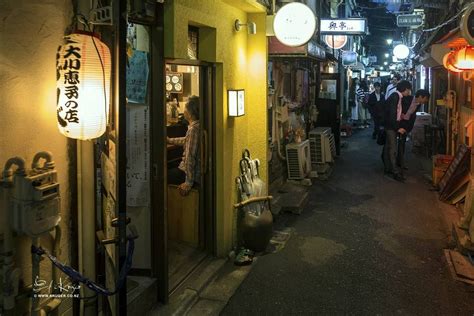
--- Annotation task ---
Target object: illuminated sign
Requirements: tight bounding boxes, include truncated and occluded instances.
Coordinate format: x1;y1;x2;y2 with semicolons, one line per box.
320;19;367;35
396;14;424;28
342;51;357;66
324;35;348;49
273;2;317;47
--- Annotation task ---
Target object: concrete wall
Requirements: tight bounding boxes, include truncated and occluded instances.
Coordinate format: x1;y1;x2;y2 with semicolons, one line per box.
0;0;74;314
164;0;268;256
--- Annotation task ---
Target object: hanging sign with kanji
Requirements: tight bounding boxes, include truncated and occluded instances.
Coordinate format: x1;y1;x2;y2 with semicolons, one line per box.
396;14;424;28
320;19;367;35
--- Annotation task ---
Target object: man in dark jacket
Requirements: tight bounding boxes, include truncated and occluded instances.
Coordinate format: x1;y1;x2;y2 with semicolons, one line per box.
397;89;431;170
382;80;412;182
367;82;385;139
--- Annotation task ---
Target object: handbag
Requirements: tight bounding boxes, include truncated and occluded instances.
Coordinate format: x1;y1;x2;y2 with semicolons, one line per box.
376;129;386;146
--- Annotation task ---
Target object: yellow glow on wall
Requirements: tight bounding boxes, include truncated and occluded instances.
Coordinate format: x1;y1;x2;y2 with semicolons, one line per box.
56;33;111;140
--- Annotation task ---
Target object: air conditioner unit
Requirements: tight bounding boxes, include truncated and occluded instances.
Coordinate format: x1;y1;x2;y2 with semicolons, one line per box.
286;140;311;180
309;127;336;167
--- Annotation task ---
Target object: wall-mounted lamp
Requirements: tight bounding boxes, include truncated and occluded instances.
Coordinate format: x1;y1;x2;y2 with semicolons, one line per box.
235;19;257;34
56;32;111;140
228;89;245;117
386;38;393;45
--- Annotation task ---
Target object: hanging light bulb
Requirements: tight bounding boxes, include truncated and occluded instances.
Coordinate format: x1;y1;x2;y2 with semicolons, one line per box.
452;46;474;70
56;32;111;140
443;51;462;73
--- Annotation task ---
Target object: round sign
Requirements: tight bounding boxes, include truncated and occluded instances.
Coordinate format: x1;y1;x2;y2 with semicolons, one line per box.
324;35;347;49
393;44;410;59
273;2;317;47
166;75;170;83
461;3;474;46
171;75;179;84
174;83;182;91
166;83;172;91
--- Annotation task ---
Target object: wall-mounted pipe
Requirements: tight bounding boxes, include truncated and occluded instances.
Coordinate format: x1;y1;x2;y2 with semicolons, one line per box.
31;151;54;170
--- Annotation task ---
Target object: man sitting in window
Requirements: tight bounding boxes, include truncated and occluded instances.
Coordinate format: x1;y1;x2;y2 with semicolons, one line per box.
167;95;201;196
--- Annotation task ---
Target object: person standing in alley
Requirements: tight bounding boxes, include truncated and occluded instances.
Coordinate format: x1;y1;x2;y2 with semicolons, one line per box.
385;74;402;100
397;89;431;172
382;80;412;182
167;95;201;196
357;80;369;128
350;78;359;125
368;82;385;139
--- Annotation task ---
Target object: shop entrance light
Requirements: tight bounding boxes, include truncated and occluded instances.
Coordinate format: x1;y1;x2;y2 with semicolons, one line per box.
235;20;257;34
56;32;111;140
386;39;393;45
228;89;245;117
393;44;410;59
452;46;474;70
384;53;390;58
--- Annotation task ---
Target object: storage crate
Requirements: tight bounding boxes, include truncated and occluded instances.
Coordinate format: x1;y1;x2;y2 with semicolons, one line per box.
432;154;454;187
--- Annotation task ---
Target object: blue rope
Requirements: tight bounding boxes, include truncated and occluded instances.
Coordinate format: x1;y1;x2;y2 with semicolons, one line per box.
32;238;135;296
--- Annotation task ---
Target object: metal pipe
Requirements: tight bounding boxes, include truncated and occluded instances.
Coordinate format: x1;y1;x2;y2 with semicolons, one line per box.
77;141;84;315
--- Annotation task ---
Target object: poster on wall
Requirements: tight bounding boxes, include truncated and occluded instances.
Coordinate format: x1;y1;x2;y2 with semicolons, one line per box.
126;105;150;206
126;50;149;104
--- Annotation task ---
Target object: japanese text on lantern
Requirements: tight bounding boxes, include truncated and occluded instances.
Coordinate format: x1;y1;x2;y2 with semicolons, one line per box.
58;41;81;127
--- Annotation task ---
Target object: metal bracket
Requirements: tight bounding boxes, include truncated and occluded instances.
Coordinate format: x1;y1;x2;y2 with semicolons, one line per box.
89;5;113;26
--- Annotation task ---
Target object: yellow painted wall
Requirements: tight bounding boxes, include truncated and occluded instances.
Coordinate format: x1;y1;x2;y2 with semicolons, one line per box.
164;0;268;256
0;1;74;314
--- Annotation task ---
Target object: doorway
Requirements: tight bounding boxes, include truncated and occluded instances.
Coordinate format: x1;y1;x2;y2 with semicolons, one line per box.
164;61;216;292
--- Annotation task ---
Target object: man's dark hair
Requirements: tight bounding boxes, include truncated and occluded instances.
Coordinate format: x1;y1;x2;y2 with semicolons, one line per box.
374;82;381;87
394;73;402;81
396;80;412;93
186;95;200;120
415;89;430;98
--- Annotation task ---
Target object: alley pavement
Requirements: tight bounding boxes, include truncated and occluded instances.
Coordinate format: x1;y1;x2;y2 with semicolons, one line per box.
222;128;474;315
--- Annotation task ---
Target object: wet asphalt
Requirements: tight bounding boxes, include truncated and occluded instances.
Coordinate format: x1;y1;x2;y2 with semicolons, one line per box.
221;128;474;315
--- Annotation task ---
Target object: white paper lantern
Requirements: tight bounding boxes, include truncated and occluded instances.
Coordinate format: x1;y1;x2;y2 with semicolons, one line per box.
56;32;111;140
393;44;410;60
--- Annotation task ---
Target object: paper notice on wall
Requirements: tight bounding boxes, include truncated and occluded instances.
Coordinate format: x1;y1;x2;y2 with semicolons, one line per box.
127;105;150;206
126;50;149;104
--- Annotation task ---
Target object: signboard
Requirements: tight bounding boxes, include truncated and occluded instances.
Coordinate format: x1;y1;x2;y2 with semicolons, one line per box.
342;51;357;66
461;3;474;46
324;35;347;49
268;37;326;60
273;2;317;47
320;19;366;35
396;14;424;28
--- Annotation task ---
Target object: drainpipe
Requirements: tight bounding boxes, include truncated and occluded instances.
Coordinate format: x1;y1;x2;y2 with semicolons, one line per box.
77;140;97;315
76;0;98;313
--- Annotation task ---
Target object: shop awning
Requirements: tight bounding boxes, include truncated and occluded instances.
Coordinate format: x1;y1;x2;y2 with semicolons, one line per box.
419;44;450;67
268;37;327;61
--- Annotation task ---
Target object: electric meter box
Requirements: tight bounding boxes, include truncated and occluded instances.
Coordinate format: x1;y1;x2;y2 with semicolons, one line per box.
12;170;61;237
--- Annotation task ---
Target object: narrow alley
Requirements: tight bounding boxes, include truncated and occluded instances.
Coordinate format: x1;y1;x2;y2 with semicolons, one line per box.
222;129;474;315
